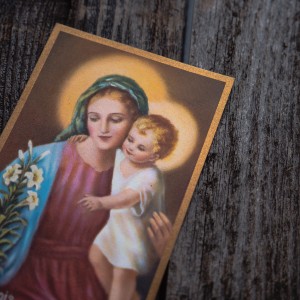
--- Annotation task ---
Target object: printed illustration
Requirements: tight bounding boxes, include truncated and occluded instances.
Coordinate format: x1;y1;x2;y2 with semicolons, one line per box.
0;25;234;299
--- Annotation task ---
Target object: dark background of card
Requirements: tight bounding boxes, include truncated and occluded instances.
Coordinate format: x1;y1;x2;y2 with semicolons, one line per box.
0;1;299;299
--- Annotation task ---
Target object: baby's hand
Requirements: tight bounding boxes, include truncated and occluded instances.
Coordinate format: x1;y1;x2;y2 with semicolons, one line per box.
78;195;104;211
68;134;88;143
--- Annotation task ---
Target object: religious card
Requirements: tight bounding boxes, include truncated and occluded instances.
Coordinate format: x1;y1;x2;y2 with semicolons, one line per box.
0;24;234;300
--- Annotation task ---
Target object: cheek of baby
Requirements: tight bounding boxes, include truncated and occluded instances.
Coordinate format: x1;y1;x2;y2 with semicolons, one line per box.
122;139;129;150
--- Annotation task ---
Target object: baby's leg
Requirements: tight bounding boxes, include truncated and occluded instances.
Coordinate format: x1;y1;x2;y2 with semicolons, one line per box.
89;244;113;295
109;267;138;300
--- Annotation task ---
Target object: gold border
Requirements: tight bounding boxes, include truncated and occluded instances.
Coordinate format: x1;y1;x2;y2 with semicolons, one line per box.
0;23;234;299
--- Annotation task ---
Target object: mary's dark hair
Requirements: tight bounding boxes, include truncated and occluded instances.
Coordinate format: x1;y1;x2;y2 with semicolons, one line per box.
55;75;149;141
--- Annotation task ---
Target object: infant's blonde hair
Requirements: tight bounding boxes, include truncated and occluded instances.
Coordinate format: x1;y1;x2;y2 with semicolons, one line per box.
133;114;178;159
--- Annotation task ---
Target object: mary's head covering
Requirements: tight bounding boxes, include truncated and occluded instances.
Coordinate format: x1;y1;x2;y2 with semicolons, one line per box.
55;75;149;141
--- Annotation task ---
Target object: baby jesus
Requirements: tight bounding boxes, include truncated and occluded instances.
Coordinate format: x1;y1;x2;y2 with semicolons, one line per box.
79;114;178;300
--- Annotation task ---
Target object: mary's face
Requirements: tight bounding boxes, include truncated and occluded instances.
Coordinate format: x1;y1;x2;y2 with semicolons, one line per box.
87;95;134;151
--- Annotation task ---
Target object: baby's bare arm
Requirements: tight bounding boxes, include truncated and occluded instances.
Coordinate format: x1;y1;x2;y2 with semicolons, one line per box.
78;195;104;211
78;190;139;211
99;189;140;210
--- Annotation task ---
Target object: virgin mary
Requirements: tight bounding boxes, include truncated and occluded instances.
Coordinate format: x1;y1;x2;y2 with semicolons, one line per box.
0;75;171;299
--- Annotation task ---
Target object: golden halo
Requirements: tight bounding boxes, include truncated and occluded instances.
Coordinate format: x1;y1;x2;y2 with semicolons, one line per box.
149;101;198;172
57;54;199;171
58;54;168;127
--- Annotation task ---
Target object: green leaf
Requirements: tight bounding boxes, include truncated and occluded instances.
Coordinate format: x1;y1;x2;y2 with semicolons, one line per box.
4;203;18;215
20;158;25;167
31;157;40;165
4;217;27;226
0;230;11;238
0;251;7;259
2;241;18;253
0;226;21;238
0;215;6;225
8;211;20;218
9;184;17;195
13;191;24;198
8;231;21;238
0;191;8;201
0;239;13;246
20;177;27;183
0;189;8;195
18;182;27;189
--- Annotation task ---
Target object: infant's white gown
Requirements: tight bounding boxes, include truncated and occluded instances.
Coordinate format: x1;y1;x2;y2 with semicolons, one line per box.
93;149;165;274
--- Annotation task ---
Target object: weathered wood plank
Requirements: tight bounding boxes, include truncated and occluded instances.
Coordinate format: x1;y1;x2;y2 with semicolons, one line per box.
167;0;300;299
69;0;186;59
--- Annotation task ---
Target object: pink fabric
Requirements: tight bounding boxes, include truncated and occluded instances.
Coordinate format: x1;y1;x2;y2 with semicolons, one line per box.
3;143;113;300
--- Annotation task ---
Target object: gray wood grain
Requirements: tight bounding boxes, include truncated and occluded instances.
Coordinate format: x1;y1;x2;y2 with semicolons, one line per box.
70;0;186;59
167;0;300;299
0;0;72;130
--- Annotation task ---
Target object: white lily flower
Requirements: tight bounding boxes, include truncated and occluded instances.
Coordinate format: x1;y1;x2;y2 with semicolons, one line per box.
25;191;39;210
25;165;44;190
18;149;24;161
28;140;33;156
3;164;22;186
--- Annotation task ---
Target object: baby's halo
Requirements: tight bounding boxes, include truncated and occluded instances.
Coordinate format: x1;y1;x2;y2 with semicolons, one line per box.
149;101;198;172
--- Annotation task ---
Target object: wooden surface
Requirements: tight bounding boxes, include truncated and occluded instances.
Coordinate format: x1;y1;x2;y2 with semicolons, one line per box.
0;0;299;299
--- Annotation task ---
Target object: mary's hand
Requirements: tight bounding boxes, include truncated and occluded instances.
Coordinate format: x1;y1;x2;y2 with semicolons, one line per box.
147;212;172;258
68;134;88;143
